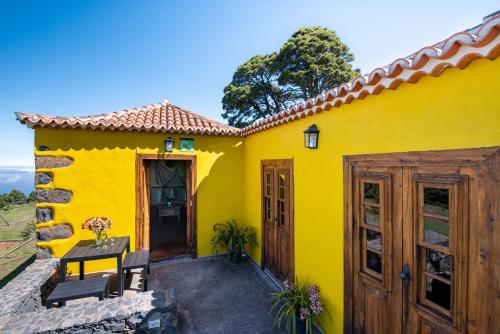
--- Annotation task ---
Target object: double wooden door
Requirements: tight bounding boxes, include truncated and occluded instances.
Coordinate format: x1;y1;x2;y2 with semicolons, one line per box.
262;159;294;282
345;148;500;334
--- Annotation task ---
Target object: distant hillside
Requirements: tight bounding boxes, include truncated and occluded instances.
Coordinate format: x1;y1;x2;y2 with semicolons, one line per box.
0;166;34;196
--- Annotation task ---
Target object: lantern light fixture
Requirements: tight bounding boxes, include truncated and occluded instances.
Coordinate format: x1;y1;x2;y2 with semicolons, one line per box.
164;137;174;152
304;124;319;149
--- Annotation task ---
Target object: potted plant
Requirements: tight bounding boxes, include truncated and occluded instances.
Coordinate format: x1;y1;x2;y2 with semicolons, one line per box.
270;278;329;334
211;220;258;262
82;216;112;248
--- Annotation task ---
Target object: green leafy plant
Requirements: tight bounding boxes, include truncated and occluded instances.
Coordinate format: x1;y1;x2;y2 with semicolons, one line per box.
211;220;258;262
270;277;329;334
20;220;36;240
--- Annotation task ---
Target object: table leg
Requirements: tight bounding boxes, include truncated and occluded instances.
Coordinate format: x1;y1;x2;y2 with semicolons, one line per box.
59;260;67;283
117;255;123;296
79;261;84;280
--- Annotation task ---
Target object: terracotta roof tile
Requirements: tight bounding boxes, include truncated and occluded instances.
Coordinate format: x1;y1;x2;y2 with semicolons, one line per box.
241;13;500;136
16;100;240;136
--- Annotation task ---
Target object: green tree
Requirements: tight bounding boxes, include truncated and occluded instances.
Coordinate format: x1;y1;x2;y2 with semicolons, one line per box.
277;26;359;100
7;189;27;204
28;191;37;203
222;54;293;128
222;27;359;127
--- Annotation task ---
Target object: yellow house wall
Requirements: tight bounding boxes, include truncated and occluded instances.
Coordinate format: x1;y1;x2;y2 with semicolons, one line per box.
242;57;500;333
34;129;244;274
32;57;499;333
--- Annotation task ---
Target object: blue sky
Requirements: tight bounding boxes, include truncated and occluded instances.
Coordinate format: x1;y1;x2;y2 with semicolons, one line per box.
0;0;498;169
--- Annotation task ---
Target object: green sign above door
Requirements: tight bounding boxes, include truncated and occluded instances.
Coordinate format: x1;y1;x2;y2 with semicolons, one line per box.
180;138;194;151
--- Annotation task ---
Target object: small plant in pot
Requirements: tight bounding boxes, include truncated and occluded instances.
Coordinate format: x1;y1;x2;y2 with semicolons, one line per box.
270;277;329;334
211;220;258;263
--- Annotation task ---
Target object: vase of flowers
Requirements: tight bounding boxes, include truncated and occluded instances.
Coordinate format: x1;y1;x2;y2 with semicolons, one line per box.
82;217;112;248
270;278;329;334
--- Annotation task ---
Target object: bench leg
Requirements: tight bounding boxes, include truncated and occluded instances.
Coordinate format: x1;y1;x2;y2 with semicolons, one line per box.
126;269;131;278
143;268;148;292
79;261;84;280
46;303;52;310
99;293;104;301
117;255;123;296
147;264;150;275
58;301;65;307
59;260;67;283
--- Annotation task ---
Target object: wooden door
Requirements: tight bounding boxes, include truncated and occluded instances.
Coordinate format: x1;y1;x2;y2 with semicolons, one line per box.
262;159;294;282
352;165;404;333
345;147;500;334
404;165;478;334
135;154;198;257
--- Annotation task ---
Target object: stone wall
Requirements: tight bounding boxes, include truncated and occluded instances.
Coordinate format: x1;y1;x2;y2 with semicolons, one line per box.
0;258;59;317
36;189;73;204
0;288;177;334
35;155;75;259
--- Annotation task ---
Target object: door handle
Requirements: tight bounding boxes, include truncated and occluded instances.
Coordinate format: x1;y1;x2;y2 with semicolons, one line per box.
400;264;410;333
400;264;410;287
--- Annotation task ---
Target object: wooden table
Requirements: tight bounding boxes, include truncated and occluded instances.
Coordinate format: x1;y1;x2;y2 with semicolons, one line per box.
59;236;130;296
160;207;181;224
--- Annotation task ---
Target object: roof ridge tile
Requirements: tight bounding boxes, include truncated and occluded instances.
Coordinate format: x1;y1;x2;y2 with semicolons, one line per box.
17;100;241;136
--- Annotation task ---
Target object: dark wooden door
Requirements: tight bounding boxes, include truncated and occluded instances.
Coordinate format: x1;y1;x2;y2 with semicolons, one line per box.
262;159;294;282
403;166;470;334
346;147;500;334
352;165;404;333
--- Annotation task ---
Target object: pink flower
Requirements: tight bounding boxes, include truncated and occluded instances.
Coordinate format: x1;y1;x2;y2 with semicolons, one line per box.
82;217;112;233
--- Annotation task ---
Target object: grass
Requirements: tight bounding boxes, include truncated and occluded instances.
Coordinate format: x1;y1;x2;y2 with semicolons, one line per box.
0;203;36;284
424;218;449;236
424;203;449;237
0;203;36;241
0;240;36;287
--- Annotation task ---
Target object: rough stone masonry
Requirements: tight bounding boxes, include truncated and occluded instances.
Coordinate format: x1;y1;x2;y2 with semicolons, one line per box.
36;189;72;204
0;259;59;318
0;288;177;334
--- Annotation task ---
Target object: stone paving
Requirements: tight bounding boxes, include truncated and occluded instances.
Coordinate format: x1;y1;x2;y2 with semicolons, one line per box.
1;288;176;333
0;258;58;317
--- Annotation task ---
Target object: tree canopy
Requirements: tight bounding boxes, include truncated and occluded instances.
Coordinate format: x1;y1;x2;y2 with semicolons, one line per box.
222;26;359;127
0;189;34;208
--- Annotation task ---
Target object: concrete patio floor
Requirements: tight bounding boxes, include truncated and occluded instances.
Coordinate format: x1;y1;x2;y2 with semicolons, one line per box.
64;256;288;333
149;256;284;334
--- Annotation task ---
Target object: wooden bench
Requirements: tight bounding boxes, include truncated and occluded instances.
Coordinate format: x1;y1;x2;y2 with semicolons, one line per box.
45;277;109;309
123;250;150;291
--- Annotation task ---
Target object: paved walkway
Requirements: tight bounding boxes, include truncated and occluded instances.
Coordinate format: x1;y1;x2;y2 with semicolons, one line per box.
149;256;283;334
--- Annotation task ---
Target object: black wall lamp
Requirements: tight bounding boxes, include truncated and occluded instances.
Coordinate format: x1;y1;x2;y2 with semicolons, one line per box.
304;124;319;149
164;137;174;152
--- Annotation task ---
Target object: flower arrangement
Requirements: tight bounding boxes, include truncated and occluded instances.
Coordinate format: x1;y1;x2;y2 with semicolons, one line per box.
270;277;329;334
82;217;112;248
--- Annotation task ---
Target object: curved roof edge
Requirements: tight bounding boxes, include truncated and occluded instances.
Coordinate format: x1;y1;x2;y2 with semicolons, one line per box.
241;14;500;137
